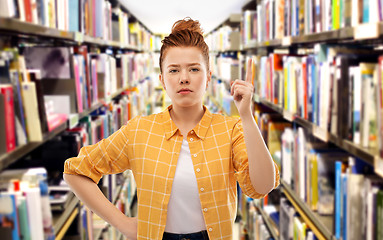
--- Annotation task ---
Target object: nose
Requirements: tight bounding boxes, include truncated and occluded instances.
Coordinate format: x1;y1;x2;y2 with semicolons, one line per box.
179;70;189;84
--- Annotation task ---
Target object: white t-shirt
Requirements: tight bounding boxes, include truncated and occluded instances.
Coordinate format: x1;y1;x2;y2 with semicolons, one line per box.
164;139;206;233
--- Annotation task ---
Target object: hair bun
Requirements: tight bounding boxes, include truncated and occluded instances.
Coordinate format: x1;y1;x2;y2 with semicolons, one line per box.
171;17;204;35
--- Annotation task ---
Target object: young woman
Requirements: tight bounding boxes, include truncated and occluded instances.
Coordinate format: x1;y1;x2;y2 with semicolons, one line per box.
64;18;279;240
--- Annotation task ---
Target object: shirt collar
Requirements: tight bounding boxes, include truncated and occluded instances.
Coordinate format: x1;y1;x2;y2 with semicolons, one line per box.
162;105;213;140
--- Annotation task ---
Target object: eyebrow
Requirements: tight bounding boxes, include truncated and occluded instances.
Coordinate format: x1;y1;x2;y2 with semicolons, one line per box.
167;63;201;68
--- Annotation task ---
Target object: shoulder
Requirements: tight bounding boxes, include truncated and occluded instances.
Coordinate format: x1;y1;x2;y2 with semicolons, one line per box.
210;113;242;130
125;112;163;130
211;112;241;125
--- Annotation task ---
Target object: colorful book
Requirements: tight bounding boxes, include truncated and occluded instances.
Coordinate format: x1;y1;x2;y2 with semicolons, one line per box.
0;84;16;152
0;193;20;240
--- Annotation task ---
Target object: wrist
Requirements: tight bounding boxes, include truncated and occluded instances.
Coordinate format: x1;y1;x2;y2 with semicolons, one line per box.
239;109;253;121
116;216;137;239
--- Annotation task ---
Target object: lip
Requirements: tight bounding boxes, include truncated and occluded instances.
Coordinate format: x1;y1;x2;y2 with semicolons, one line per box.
177;88;192;94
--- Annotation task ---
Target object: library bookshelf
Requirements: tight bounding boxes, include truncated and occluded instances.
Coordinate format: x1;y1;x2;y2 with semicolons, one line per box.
0;1;157;239
206;0;383;239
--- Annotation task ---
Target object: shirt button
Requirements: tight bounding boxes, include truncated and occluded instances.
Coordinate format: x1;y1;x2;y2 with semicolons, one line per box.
193;154;197;157
190;138;193;141
196;168;200;173
209;228;212;232
200;188;204;192
190;130;194;134
204;208;208;212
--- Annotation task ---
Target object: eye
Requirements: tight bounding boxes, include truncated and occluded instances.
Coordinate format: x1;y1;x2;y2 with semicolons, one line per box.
190;68;200;72
169;69;178;73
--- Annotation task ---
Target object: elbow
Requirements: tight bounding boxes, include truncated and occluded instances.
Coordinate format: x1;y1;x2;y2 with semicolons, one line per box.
252;181;275;196
250;173;276;195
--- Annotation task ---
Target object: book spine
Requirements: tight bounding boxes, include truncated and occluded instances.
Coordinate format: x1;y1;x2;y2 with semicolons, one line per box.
23;0;32;22
0;85;16;152
21;81;43;142
0;193;20;240
73;56;83;113
334;161;342;239
342;174;348;240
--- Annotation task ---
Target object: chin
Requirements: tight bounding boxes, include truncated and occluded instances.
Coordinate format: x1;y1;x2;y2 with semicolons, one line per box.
174;101;200;108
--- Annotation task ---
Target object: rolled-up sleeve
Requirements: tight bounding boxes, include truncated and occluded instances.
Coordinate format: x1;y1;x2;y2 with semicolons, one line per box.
231;119;280;199
64;120;133;184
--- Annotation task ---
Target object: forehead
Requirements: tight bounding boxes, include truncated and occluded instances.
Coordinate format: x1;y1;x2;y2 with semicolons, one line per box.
163;47;205;66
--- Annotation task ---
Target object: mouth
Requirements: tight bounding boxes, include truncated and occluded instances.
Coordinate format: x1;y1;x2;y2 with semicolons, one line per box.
177;88;192;94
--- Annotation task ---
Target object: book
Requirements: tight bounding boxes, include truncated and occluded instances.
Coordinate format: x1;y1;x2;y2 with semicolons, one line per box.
316;151;348;215
0;193;20;240
21;81;43;142
9;69;28;147
29;70;49;134
281;128;295;187
334;161;344;239
0;0;17;17
346;172;364;240
280;197;296;240
0;85;16;152
73;46;92;108
0;93;6;154
359;63;377;148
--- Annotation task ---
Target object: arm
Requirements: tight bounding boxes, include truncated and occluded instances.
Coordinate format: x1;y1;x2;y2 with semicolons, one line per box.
63;174;137;240
231;58;277;195
240;114;276;195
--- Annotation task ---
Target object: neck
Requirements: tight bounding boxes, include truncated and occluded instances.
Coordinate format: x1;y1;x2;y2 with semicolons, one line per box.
170;104;205;137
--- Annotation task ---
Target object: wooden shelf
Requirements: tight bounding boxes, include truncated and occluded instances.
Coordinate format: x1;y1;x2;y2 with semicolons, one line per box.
257;99;378;166
0;17;143;51
0;121;67;171
0;86;130;172
0;17;74;40
242;23;383;50
281;180;333;240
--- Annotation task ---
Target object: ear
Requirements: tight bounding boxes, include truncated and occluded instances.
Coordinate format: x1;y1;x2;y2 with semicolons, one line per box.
159;74;166;90
206;70;212;89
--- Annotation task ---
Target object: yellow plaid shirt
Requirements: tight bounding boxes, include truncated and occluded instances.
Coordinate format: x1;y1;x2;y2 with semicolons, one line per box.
64;105;280;240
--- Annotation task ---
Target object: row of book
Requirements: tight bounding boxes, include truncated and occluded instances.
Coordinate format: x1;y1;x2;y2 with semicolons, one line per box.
279;124;383;240
242;0;383;45
205;26;241;52
0;83;149;239
250;43;383;154
0;0;160;50
209;52;242;83
0;167;55;240
1;0;112;38
238;172;321;239
249;106;383;240
279;197;319;240
0;46;154;155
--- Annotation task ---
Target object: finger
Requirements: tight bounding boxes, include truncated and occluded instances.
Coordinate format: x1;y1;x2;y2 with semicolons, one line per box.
245;58;253;84
231;79;249;94
233;86;248;101
232;85;249;100
231;80;242;95
233;79;252;87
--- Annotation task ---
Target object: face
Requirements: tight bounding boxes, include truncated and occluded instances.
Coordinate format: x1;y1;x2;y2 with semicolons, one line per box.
159;47;211;108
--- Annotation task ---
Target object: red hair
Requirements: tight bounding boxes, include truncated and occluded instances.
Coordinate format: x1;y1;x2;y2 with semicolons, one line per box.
159;18;210;73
